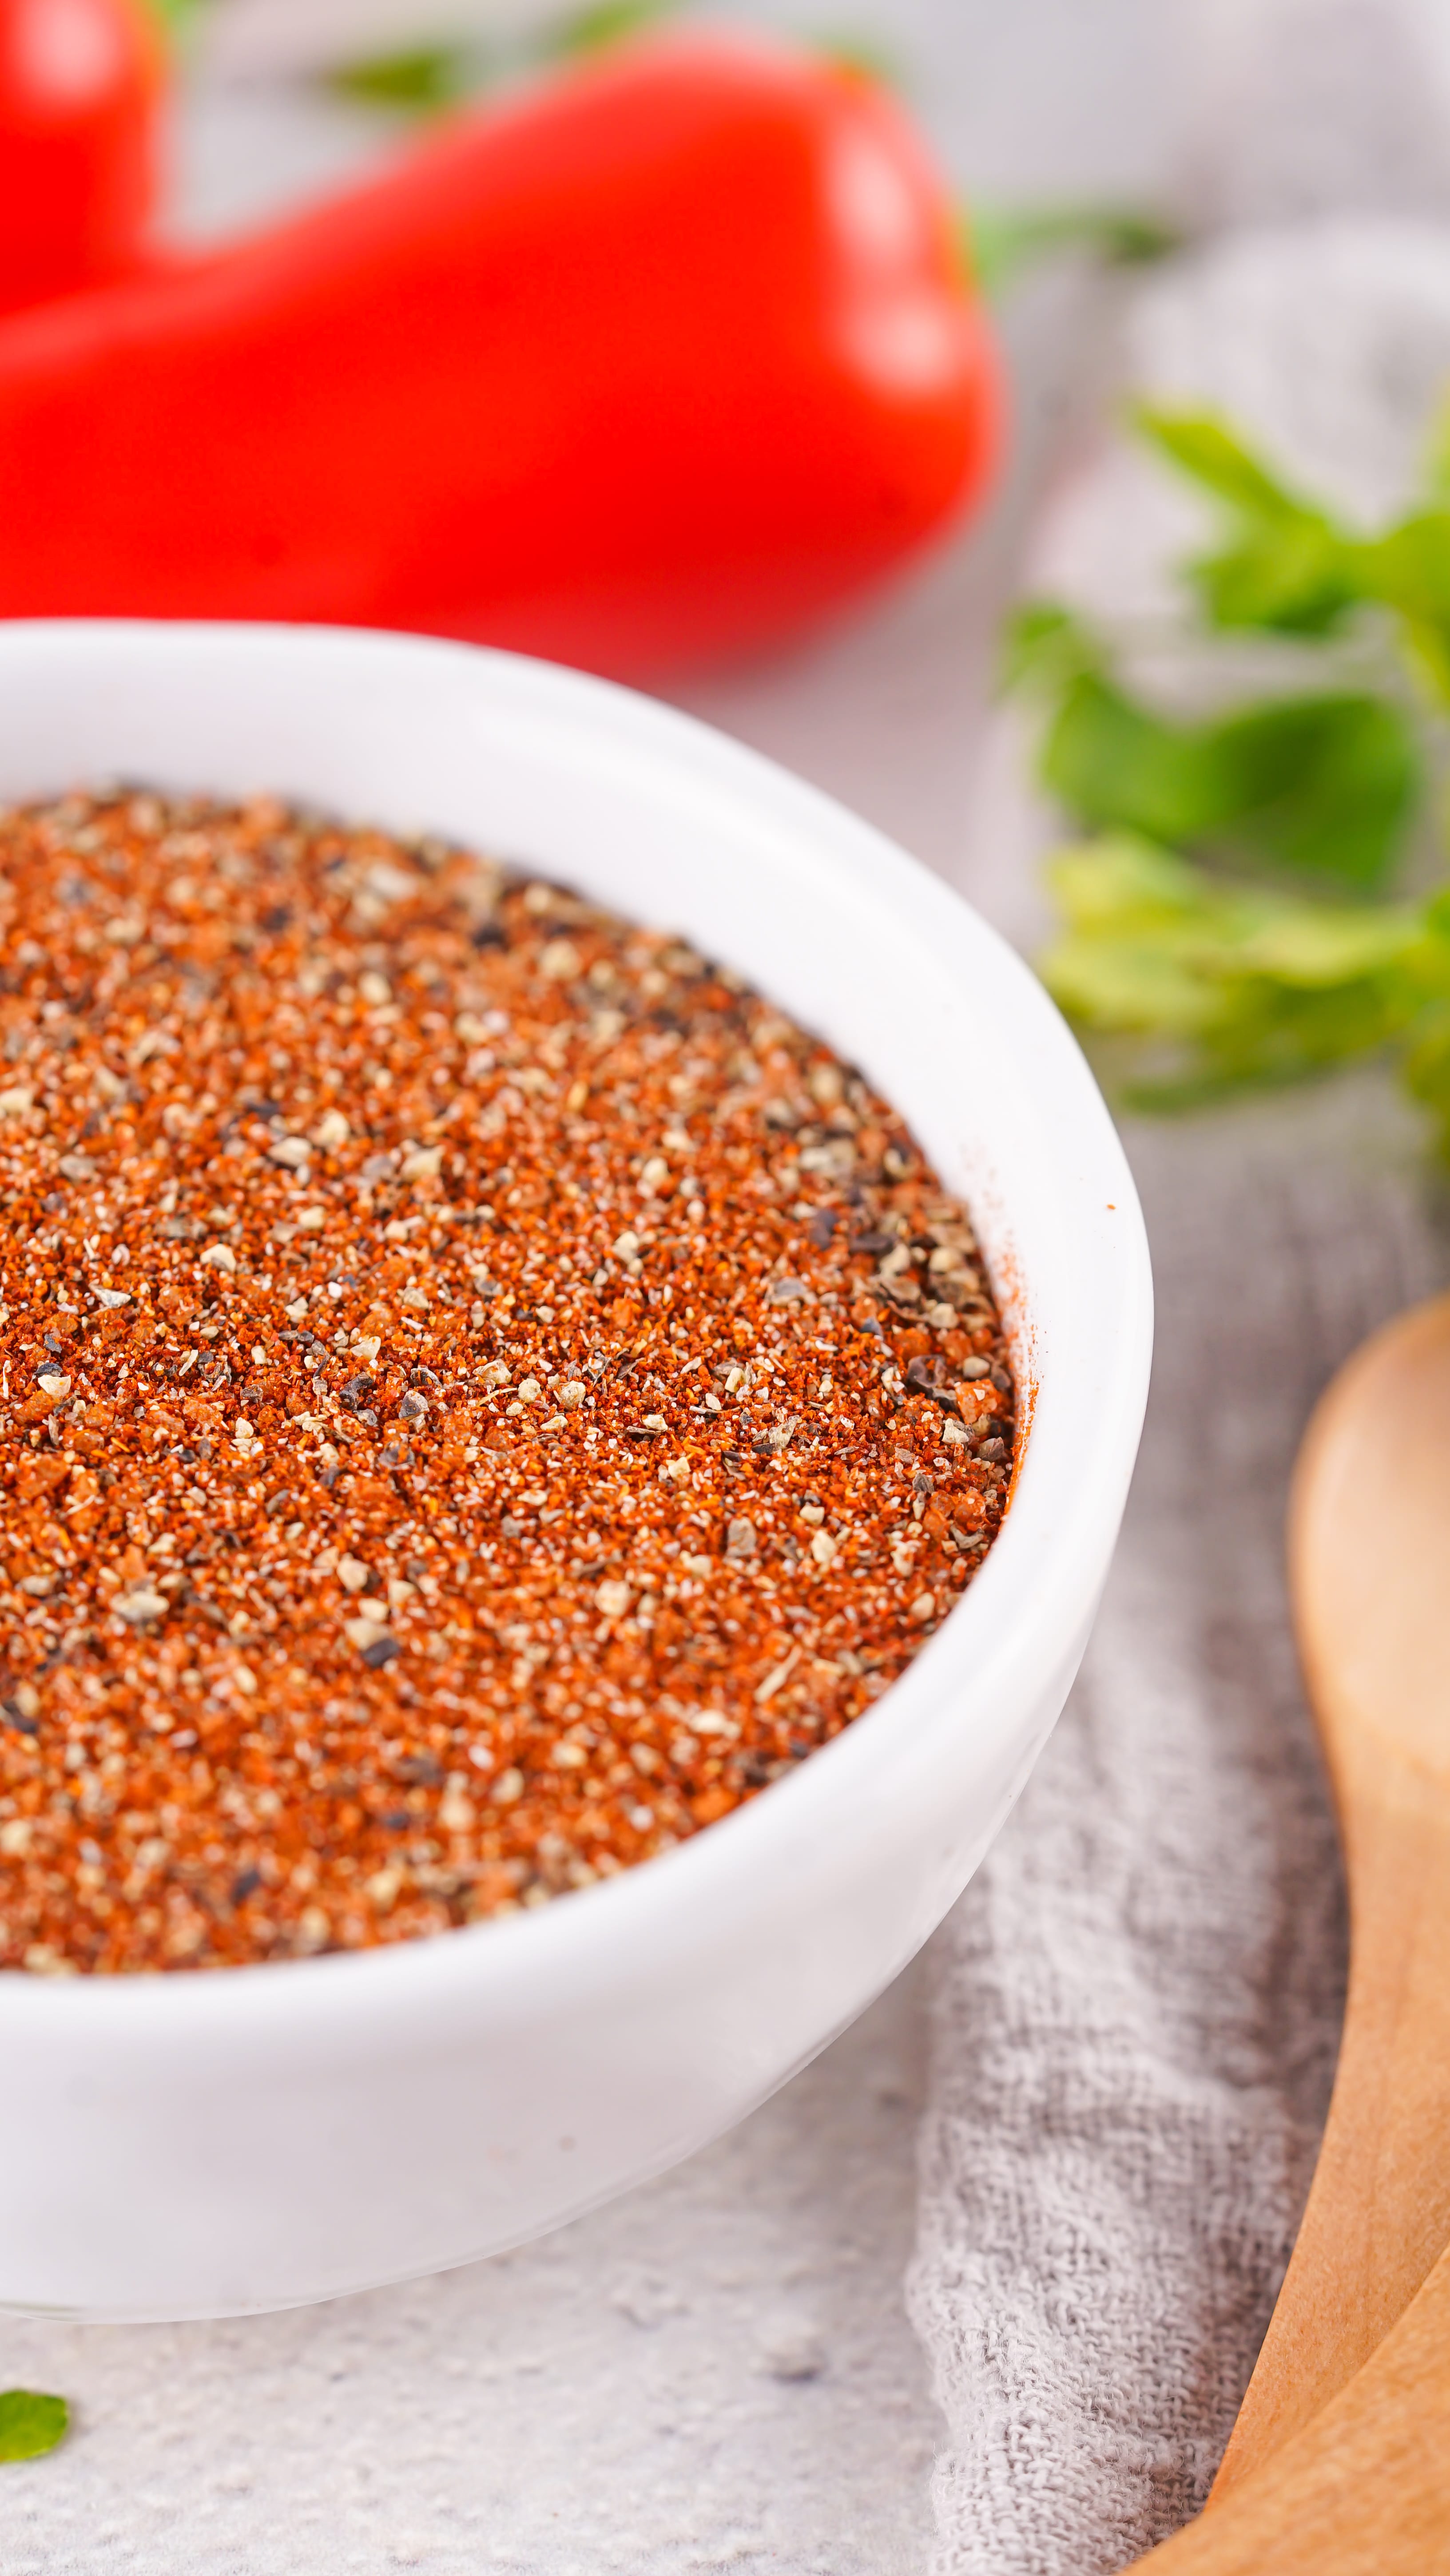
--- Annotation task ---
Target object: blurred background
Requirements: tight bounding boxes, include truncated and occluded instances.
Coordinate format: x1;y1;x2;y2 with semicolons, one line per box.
173;0;1191;239
144;0;1208;917
150;0;1450;908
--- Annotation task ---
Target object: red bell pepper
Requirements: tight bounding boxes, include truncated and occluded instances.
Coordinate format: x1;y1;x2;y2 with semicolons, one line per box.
0;30;1001;673
0;0;162;318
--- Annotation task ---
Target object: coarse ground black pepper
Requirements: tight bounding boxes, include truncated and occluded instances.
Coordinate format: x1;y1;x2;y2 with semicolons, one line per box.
0;790;1016;1971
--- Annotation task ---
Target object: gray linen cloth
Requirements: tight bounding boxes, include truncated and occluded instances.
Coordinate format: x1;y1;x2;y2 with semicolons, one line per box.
909;211;1450;2573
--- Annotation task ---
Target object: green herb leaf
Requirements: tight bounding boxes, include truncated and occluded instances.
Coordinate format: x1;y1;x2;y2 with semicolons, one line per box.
999;600;1103;697
1135;406;1362;634
326;44;475;111
321;0;678;115
1042;838;1236;1036
0;2391;69;2464
1350;511;1450;706
966;205;1179;301
1190;693;1418;889
1040;834;1445;1109
1025;642;1418;891
1192;516;1362;637
1132;408;1312;519
540;0;675;58
1040;675;1219;848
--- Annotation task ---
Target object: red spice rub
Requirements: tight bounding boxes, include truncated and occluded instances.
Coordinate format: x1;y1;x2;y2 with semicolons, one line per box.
0;792;1015;1972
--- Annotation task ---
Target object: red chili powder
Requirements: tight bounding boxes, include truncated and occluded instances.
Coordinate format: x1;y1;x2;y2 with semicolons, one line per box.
0;792;1015;1972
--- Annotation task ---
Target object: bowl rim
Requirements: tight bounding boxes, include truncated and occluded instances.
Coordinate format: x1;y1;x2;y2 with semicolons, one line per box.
0;618;1153;2040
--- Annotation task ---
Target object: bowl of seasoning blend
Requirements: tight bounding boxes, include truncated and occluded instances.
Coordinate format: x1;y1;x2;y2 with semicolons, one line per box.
0;621;1151;2319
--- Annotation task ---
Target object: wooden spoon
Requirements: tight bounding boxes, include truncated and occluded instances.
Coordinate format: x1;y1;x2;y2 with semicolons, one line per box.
1126;2231;1450;2570
1208;1288;1450;2501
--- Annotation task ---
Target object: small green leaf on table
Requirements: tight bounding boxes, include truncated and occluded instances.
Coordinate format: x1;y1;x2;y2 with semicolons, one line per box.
0;2390;69;2463
326;46;475;112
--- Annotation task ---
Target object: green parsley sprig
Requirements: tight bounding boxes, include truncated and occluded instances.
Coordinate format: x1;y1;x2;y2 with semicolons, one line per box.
1010;403;1450;1150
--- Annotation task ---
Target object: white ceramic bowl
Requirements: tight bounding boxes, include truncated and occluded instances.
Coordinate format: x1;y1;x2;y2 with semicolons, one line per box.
0;622;1151;2321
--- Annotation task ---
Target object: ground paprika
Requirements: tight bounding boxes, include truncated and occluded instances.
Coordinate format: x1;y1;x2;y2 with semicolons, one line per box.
0;787;1017;1971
